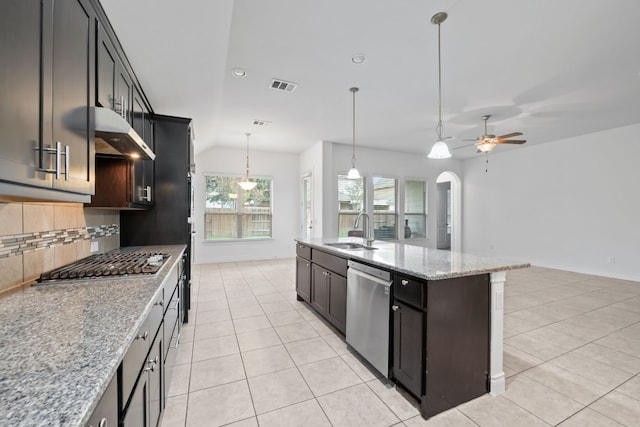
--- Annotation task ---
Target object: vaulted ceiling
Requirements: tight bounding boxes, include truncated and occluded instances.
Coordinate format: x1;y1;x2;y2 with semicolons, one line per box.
101;0;640;158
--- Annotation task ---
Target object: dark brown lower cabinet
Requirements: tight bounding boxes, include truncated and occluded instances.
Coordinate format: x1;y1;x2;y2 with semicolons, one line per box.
326;273;346;334
86;374;117;427
310;264;329;315
123;334;162;427
296;256;311;302
392;301;423;398
310;263;347;334
391;273;490;419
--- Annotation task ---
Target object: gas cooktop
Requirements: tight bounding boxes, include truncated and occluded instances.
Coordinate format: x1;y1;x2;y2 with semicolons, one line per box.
36;251;169;283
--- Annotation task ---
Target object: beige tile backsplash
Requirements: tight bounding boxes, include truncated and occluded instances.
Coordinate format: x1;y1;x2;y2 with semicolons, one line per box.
0;202;121;293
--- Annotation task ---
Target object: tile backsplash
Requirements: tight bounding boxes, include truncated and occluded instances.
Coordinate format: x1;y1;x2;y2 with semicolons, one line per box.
0;202;120;293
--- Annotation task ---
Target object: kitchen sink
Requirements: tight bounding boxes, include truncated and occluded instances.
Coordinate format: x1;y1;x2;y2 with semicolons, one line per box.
325;242;378;251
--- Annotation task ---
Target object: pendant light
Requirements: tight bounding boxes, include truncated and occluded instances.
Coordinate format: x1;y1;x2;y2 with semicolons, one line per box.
347;87;361;179
427;12;452;159
238;132;257;191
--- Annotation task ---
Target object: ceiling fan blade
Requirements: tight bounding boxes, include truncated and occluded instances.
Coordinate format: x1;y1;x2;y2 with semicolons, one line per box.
496;132;523;139
451;143;476;151
495;139;526;144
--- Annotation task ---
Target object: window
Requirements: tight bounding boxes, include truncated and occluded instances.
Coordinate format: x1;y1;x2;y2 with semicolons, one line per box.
204;175;272;240
338;175;365;237
373;177;397;240
404;180;427;238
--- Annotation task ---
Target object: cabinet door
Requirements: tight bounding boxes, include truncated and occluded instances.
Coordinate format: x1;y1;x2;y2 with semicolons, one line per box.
96;23;116;111
310;264;328;316
48;0;95;195
131;87;153;205
0;0;52;190
392;301;423;397
122;374;146;427
117;65;132;124
148;336;162;427
326;273;346;334
296;256;311;302
86;374;117;427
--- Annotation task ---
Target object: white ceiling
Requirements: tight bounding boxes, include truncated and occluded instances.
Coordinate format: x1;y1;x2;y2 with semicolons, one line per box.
100;0;640;159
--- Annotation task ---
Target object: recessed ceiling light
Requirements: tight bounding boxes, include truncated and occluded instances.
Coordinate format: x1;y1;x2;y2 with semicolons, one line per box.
231;68;247;77
351;53;367;64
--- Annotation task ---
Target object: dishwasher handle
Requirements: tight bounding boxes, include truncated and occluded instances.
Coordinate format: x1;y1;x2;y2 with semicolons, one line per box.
348;266;392;287
347;260;391;282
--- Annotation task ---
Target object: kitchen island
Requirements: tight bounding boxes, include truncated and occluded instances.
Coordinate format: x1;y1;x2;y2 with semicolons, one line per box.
294;237;529;418
0;245;186;427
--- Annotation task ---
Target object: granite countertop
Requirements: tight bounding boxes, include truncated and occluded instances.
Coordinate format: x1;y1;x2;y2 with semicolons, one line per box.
295;238;529;280
0;245;186;427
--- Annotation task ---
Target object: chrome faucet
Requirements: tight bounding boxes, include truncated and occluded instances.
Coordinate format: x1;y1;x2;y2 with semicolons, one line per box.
354;212;374;246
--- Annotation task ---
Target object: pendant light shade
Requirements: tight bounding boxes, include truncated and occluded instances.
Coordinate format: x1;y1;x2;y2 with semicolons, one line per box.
347;87;361;179
427;12;452;160
428;140;452;159
238;132;257;191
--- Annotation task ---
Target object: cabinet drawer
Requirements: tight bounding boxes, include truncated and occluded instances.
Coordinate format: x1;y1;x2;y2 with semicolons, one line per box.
296;243;311;260
394;274;425;308
163;285;180;363
121;295;163;408
312;249;347;276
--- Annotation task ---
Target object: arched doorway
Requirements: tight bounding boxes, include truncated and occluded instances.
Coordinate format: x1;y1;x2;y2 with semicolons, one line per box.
436;171;461;251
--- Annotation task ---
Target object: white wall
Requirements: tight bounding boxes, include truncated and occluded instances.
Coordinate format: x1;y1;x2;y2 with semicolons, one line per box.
326;143;463;247
299;141;326;238
194;146;299;263
462;123;640;281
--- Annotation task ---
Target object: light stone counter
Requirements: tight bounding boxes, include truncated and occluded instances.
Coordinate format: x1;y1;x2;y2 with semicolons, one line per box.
295;237;530;280
0;245;186;427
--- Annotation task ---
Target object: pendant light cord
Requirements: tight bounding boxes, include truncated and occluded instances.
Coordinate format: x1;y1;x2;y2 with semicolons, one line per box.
351;87;359;167
245;132;251;179
436;19;443;141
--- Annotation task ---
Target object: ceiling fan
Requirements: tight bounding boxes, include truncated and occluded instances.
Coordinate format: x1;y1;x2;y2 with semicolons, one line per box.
466;115;526;153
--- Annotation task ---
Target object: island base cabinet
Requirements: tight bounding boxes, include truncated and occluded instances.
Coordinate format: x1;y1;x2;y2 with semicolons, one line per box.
420;275;490;418
392;301;423;398
310;264;329;316
295;256;311;302
325;273;346;335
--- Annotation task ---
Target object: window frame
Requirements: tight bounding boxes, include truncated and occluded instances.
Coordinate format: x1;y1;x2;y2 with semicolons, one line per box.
403;178;428;239
203;173;274;242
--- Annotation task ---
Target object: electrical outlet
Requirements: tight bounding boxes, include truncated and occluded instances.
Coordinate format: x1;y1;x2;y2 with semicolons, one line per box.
607;256;616;264
90;241;99;253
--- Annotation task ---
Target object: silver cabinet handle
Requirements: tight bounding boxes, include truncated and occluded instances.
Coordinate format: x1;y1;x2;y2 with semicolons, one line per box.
392;304;399;311
144;356;158;372
34;142;68;180
136;331;149;341
154;299;163;307
142;185;152;202
401;279;409;286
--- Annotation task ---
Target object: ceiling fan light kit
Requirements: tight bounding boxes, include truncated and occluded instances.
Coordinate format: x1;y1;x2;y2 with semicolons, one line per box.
427;12;452;159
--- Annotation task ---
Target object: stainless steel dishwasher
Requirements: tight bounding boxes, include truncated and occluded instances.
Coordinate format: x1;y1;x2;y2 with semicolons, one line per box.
346;260;393;377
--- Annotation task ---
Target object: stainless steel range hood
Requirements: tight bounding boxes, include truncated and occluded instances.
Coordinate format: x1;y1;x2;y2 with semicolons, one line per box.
94;107;155;160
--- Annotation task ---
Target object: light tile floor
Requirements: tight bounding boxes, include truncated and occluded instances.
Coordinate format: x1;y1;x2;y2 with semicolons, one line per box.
160;261;640;426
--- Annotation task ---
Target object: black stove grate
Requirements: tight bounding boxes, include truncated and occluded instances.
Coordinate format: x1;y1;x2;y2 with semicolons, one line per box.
37;251;169;282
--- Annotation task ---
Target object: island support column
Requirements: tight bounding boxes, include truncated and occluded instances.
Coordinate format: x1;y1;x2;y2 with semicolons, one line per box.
489;271;507;395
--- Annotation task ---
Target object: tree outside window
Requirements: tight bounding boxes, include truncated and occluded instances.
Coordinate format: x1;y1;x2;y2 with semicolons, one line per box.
204;175;272;240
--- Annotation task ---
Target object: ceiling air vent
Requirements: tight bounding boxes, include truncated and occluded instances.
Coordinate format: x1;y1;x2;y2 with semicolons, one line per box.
270;78;298;93
252;120;272;127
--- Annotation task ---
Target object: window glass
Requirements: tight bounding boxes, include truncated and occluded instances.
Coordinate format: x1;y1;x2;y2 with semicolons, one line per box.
404;180;427;238
373;177;397;240
204;175;272;240
337;175;365;237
